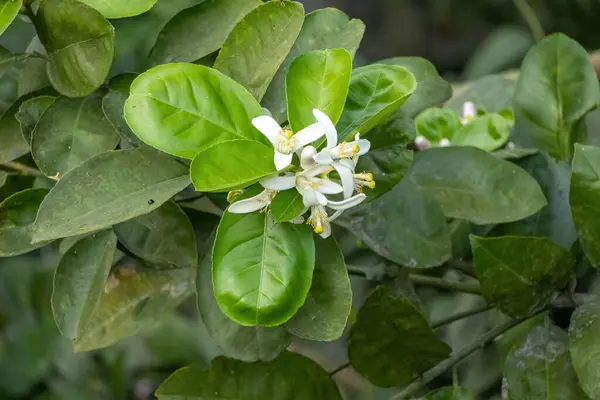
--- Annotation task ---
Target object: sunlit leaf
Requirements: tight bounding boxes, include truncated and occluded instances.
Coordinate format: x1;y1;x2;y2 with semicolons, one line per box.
0;0;22;37
78;0;157;18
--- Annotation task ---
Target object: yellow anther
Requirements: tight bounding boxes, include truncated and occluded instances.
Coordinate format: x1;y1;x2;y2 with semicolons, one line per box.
366;181;376;189
352;143;360;154
314;225;324;234
365;172;374;181
282;129;294;139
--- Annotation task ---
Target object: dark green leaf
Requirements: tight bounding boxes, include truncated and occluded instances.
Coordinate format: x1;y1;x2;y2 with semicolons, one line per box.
78;0;157;18
0;97;30;163
32;149;190;242
270;189;304;223
16;95;55;144
471;235;573;316
569;300;600;399
0;49;49;116
0;0;22;36
214;1;304;101
425;387;475;400
492;147;538;160
348;286;451;387
448;75;515;113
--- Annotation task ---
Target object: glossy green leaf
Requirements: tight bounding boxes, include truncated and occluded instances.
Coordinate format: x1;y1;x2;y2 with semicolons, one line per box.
0;188;51;256
270;189;304;223
425;387;475;400
569;300;600;399
31;93;120;177
471;235;573;316
286;236;351;341
156;352;342;400
262;7;365;122
448;74;515;113
52;229;117;340
409;147;547;224
452;113;513;151
0;0;22;36
114;201;197;269
213;208;315;326
124;63;266;159
32;149;190;242
16;95;55;144
149;0;261;66
505;318;587;400
348;286;451;387
36;0;115;97
78;0;157;18
214;1;304;101
339;179;451;268
336;64;417;142
514;34;600;161
415;107;462;144
74;267;194;351
286;49;351;132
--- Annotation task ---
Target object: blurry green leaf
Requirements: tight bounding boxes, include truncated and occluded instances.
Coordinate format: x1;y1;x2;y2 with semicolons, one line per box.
505;317;587;400
214;1;304;101
149;0;260;66
16;95;55;144
514;34;600;161
262;7;364;122
287;236;351;341
31;93;120;176
452;113;513;151
78;0;157;18
448;75;515;113
286;49;351;132
32;149;190;242
0;188;51;256
114;201;197;269
409;147;547;224
471;235;573;316
124;63;266;159
0;171;7;188
0;0;22;37
270;189;304;223
425;387;475;400
156;352;342;400
52;229;117;340
415;107;461;143
348;286;451;387
36;0;115;97
336;64;417;142
569;300;600;399
0;97;30;163
492;147;538;160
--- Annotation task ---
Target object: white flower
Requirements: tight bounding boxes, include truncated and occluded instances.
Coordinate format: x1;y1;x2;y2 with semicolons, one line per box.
252;115;326;171
307;194;367;238
414;135;431;151
460;101;477;125
439;138;451;147
228;189;277;214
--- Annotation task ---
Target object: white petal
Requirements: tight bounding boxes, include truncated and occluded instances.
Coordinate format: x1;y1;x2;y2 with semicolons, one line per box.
313;109;338;148
292;123;325;149
462;101;476;119
316;191;329;206
319;222;332;239
315;179;343;194
252;116;282;145
415;136;431;151
302;163;332;178
337;158;356;171
328;193;366;210
260;175;296;190
290;215;305;224
355;139;371;156
274;151;293;171
333;163;354;198
300;146;318;170
313;150;334;165
301;188;320;207
329;209;344;222
228;192;269;214
439;138;451;147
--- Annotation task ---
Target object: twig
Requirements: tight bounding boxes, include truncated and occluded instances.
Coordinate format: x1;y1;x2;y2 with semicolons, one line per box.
447;260;476;279
409;274;481;295
329;362;350;377
0;161;54;180
513;0;545;42
431;303;494;329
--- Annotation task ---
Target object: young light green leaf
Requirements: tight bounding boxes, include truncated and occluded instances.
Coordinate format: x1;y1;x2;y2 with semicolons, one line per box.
213;209;315;327
452;112;513;151
114;201;197;269
32;149;190;242
156;352;342;400
409;147;547;224
31;93;120;177
505;318;588;400
471;235;574;316
0;188;51;256
77;0;157;18
262;7;365;122
425;387;475;400
286;236;351;341
36;0;115;97
286;49;351;132
336;64;417;142
0;0;22;36
415;107;462;143
214;1;304;101
16;95;55;144
348;286;451;387
124;63;266;159
514;33;600;161
569;300;600;399
52;229;117;340
448;74;515;113
269;189;304;223
148;0;261;66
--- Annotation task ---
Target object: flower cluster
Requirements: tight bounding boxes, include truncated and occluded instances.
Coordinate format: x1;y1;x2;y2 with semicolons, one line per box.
228;109;374;238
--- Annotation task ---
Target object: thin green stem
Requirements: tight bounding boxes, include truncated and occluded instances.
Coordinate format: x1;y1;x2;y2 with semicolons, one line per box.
329;362;350;377
513;0;545;42
409;274;481;295
431;303;494;329
0;161;53;180
448;260;476;279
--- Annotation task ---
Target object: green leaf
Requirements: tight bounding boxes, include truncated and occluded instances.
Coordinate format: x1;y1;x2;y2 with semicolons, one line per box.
52;229;117;340
77;0;157;18
124;63;266;159
155;352;342;400
504;317;588;400
286;236;351;341
513;33;600;161
415;107;462;143
470;235;573;316
569;300;600;399
262;7;365;122
492;147;538;160
409;147;547;224
348;286;451;387
214;1;304;101
0;0;22;36
213;208;315;326
0;188;51;256
448;74;515;113
452;113;513;151
16;95;55;144
31;93;120;177
32;149;190;242
425;387;475;400
114;201;197;269
570;144;600;269
190;140;275;192
148;0;261;66
336;64;417;142
0;170;7;188
339;179;451;268
0;96;30;163
74;267;194;352
286;48;351;132
36;0;115;97
197;237;290;362
270;189;304;223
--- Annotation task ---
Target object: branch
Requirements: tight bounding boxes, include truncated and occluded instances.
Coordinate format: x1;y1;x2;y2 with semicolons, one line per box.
329;362;350;377
409;274;481;295
447;260;476;278
513;0;545;42
0;161;55;181
431;303;494;329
